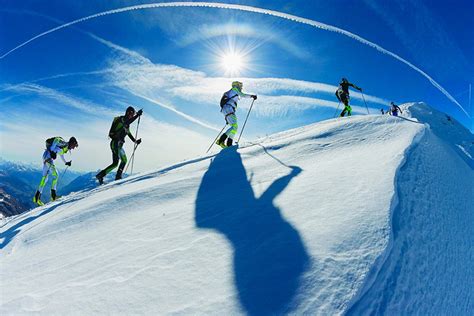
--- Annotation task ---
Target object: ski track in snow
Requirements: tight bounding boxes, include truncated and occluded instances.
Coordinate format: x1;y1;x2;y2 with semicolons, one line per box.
1;103;472;314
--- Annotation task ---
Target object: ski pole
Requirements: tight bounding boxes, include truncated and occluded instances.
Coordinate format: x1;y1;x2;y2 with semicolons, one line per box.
124;143;137;175
55;166;69;192
333;101;341;118
126;146;138;175
60;166;69;179
361;92;370;114
130;115;141;175
237;99;256;143
124;115;141;175
206;123;227;154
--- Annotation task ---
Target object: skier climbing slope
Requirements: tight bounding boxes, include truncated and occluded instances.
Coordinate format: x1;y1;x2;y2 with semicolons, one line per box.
1;103;471;314
216;81;257;149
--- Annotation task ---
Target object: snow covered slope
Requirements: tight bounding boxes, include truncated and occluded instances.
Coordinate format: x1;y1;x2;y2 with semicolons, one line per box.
347;103;473;315
0;103;471;314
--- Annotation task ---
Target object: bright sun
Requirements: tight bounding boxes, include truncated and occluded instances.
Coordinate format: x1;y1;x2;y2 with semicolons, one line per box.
221;52;244;74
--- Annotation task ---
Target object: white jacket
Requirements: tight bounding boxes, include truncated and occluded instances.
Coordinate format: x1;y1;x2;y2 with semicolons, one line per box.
221;88;253;116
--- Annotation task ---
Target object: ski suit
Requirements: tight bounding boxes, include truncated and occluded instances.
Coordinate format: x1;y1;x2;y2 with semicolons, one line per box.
335;81;361;117
97;114;139;180
390;104;402;116
221;87;253;141
37;137;70;193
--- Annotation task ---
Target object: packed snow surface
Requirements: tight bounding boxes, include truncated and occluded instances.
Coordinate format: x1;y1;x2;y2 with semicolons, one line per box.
1;103;472;314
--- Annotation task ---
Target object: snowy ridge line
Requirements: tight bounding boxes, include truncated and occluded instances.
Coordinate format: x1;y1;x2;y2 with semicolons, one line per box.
0;144;252;237
0;143;248;229
0;2;468;117
0;140;260;231
2;194;85;242
0;177;117;233
345;124;427;312
0;171;124;231
0;216;18;229
390;115;424;124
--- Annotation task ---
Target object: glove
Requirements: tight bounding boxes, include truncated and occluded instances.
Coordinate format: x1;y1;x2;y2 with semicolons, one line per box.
251;95;257;100
137;109;143;116
65;161;72;167
135;138;142;145
50;151;57;160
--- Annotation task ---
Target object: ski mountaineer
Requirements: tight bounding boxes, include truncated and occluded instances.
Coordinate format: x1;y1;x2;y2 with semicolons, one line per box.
335;77;362;117
216;81;257;148
96;106;142;185
389;102;403;116
33;136;78;206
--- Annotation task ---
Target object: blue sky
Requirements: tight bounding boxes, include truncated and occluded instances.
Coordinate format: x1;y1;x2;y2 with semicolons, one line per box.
1;0;472;172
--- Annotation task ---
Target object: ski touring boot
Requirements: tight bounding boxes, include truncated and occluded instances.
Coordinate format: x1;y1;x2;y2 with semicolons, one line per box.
96;173;104;185
33;191;44;206
216;134;228;149
216;139;227;149
51;189;61;202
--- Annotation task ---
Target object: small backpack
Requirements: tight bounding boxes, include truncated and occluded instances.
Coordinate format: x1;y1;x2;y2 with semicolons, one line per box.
220;94;229;108
108;117;123;139
220;93;238;108
45;137;62;149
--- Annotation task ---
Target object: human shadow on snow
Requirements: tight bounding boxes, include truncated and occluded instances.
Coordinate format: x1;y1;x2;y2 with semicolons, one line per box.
195;147;309;315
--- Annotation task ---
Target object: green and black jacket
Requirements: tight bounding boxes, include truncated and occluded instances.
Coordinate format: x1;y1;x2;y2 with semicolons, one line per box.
108;115;139;142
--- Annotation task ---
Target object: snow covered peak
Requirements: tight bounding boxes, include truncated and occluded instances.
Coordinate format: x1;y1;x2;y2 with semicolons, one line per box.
1;107;471;314
404;102;474;166
0;158;38;172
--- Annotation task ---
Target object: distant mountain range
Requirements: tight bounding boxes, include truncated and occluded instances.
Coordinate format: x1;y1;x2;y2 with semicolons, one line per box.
0;158;83;217
0;158;125;218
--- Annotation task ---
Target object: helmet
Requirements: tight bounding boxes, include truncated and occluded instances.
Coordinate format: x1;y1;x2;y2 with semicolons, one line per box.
341;77;348;83
232;81;243;91
125;106;136;116
68;136;78;149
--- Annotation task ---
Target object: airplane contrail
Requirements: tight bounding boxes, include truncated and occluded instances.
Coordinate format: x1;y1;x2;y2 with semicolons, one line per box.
0;2;469;117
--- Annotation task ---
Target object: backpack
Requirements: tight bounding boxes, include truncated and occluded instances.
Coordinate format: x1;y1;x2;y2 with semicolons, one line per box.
108;116;123;139
46;137;62;150
220;94;229;108
220;93;238;108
